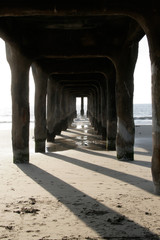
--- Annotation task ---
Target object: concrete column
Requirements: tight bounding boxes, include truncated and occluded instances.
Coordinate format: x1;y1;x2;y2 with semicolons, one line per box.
97;84;103;135
87;96;91;120
115;43;138;161
80;97;84;116
60;88;69;131
67;94;75;127
6;43;31;163
91;92;97;128
100;83;107;140
47;78;56;142
47;80;62;139
32;63;48;152
92;88;99;132
86;97;89;118
67;94;75;126
89;92;96;128
53;83;62;136
106;72;117;150
146;25;160;194
72;96;77;119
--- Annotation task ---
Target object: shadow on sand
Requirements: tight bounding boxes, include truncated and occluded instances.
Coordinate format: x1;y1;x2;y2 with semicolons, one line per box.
17;162;159;240
17;118;158;239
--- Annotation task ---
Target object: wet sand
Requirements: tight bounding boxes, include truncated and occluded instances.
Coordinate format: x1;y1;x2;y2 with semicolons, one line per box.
47;119;106;152
135;124;152;154
0;119;160;240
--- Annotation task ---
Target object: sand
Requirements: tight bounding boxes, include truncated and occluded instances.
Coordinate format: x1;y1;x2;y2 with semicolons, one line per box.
0;120;160;240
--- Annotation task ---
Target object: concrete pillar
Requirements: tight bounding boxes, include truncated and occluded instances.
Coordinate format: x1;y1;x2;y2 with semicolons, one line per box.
60;88;69;131
87;96;91;120
6;43;31;163
53;82;62;136
32;63;48;152
97;84;103;135
106;72;117;150
89;95;94;126
91;91;97;128
146;24;160;194
86;97;89;118
92;88;99;132
72;96;77;119
115;43;138;161
47;78;57;142
100;83;107;140
47;79;55;142
68;94;75;125
67;94;75;126
80;96;84;116
89;91;97;128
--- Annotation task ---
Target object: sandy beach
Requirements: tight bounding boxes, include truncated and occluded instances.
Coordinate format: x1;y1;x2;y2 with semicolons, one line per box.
0;120;160;240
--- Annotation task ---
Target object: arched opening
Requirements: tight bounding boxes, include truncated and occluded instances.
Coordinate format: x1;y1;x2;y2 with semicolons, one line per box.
76;97;81;118
134;35;152;125
0;36;152;150
76;96;88;118
134;36;151;105
133;35;152;151
0;38;11;129
0;38;35;130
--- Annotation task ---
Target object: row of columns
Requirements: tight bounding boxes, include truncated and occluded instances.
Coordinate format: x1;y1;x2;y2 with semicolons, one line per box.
46;78;76;143
5;42;138;163
80;97;84;116
4;37;160;195
87;44;138;161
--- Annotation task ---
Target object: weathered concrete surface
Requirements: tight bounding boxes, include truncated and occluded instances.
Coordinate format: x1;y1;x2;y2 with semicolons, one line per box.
32;63;48;153
6;43;31;163
115;43;138;161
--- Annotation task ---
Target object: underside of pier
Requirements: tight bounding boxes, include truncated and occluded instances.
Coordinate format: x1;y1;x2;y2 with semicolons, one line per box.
0;1;160;195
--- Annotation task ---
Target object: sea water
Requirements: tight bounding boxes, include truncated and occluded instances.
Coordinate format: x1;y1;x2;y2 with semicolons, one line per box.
0;103;152;130
76;103;152;126
133;103;152;125
0;105;34;130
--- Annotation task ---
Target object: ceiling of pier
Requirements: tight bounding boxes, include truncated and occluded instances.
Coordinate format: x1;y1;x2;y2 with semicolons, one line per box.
0;1;145;97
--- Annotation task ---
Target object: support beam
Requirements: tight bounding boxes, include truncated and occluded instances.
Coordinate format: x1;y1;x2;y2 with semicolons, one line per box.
47;79;62;138
115;43;138;161
106;72;117;150
60;87;69;131
80;97;84;116
145;20;160;195
6;43;31;163
47;79;59;142
100;82;107;140
32;63;48;152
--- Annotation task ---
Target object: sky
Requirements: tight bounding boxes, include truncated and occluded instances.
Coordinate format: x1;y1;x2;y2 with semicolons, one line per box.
133;36;151;104
0;35;151;111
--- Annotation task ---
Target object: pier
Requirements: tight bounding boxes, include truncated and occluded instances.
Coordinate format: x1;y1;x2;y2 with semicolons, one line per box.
0;2;160;195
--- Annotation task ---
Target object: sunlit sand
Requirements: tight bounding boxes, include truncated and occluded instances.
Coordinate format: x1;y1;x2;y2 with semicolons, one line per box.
0;119;159;239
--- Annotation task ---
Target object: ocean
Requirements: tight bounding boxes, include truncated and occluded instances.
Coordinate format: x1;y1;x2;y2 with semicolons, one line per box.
0;103;152;130
133;103;152;125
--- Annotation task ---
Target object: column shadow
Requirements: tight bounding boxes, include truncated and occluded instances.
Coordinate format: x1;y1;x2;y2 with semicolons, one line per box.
48;137;152;169
17;163;159;239
76;147;117;159
50;125;153;170
45;152;154;195
78;148;151;169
